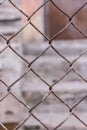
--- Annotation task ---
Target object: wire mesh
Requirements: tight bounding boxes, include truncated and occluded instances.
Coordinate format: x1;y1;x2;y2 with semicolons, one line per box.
0;0;87;130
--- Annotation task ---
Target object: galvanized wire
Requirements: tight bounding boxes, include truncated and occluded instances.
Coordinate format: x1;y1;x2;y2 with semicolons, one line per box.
0;0;87;130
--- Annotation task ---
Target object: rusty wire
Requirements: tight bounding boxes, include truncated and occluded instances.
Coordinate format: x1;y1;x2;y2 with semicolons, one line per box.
0;0;87;130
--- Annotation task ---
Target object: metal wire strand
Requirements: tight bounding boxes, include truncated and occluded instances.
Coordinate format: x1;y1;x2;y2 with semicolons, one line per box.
0;0;87;130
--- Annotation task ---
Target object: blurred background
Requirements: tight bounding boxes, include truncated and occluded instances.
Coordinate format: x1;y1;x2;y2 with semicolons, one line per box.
0;0;87;130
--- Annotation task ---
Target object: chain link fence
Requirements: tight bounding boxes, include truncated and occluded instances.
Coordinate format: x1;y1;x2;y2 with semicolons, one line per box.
0;0;87;130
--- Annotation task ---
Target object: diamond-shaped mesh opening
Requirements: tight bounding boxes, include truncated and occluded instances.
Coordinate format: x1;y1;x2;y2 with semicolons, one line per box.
7;0;26;18
30;47;69;84
30;93;69;129
0;47;22;85
27;5;45;37
32;93;69;112
57;115;86;130
52;0;87;16
72;5;87;34
54;80;87;107
71;95;87;125
73;95;87;113
59;69;83;82
0;0;87;130
24;115;48;130
0;1;22;40
52;40;87;60
0;93;29;129
44;1;69;39
51;24;85;40
20;22;47;48
0;94;22;121
45;0;87;40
